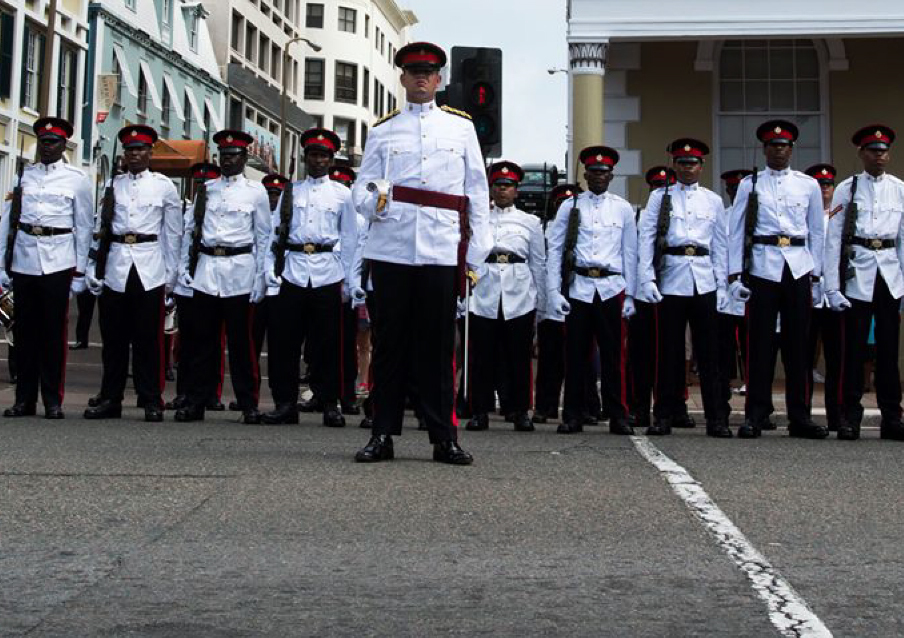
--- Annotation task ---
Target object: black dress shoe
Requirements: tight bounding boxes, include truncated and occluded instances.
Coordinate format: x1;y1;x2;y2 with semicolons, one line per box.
583;414;599;426
84;399;122;420
466;413;489;431
706;419;733;438
262;403;300;425
299;397;323;413
433;440;473;465
532;413;547;424
206;400;225;412
355;434;394;462
673;413;697;428
144;405;164;423
788;420;829;439
174;405;205;422
69;341;88;350
359;416;374;430
228;401;241;412
44;405;65;420
512;412;535;432
165;395;187;411
341;401;361;416
738;419;762;439
610;418;635;436
557;420;583;434
880;419;904;441
87;393;103;408
761;418;778;431
323;407;346;427
826;420;840;433
837;419;860;441
417;417;427;431
243;408;262;425
4;402;36;417
646;418;671;436
633;412;651;430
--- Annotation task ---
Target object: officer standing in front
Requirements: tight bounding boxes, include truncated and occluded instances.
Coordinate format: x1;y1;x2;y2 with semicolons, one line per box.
824;125;904;440
175;130;271;425
463;161;546;433
84;125;182;422
263;128;357;427
351;42;492;464
0;118;92;419
547;146;637;436
727;120;828;439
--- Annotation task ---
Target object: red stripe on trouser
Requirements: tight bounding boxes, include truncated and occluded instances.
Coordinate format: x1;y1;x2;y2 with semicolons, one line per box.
618;293;628;414
451;351;458;429
58;270;73;405
247;304;259;405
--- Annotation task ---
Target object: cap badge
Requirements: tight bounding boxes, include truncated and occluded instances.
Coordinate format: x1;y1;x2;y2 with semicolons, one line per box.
45;123;52;130
226;135;233;143
684;144;691;152
420;50;426;56
659;170;666;177
596;154;603;161
774;127;782;134
501;167;509;174
131;130;138;137
317;134;324;140
821;168;828;175
333;171;339;176
565;191;572;196
876;130;883;139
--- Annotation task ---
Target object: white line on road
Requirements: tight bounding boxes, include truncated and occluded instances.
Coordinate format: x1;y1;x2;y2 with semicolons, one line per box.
631;436;832;638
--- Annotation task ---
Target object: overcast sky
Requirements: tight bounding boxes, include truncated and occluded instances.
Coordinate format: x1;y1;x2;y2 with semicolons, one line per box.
402;0;568;167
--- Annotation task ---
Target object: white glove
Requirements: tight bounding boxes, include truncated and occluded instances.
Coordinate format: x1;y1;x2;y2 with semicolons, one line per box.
0;269;10;291
265;269;282;289
165;281;174;296
729;279;751;303
350;286;367;308
70;275;87;296
456;297;467;319
250;278;265;304
716;288;729;313
826;290;851;312
549;291;571;317
86;273;104;296
622;296;636;319
640;281;663;304
811;281;824;308
179;271;193;289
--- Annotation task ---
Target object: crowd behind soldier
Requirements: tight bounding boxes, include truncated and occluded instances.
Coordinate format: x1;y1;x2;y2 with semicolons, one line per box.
2;71;904;455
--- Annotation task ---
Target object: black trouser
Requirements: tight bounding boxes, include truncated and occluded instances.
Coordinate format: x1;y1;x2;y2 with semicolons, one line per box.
341;301;358;404
466;308;535;415
654;292;725;422
12;269;71;407
808;308;843;427
628;300;656;418
370;261;457;443
717;313;746;419
745;267;811;425
97;267;165;407
174;294;196;398
535;319;565;416
563;292;629;420
268;280;342;406
188;291;259;411
839;275;903;425
75;290;96;344
252;296;269;361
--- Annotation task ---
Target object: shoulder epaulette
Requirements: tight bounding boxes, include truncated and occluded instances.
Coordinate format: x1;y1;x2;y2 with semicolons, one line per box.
441;105;472;120
373;110;400;127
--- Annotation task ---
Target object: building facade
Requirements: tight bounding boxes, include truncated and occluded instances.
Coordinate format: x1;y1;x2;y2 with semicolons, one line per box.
0;0;90;193
299;0;416;165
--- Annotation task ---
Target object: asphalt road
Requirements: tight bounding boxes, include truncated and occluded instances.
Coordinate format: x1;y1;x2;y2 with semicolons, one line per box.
1;332;901;637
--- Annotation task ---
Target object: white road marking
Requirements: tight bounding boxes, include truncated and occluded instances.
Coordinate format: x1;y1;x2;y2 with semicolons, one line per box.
632;436;832;638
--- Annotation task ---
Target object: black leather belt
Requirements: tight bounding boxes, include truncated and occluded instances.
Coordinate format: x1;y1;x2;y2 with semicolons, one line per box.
111;233;158;244
752;235;806;247
574;265;618;278
664;245;709;257
286;242;334;254
17;223;72;237
852;237;896;250
486;252;525;264
199;244;253;257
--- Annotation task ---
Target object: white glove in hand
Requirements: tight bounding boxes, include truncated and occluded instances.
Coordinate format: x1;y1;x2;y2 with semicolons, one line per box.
811;281;824;307
265;270;282;289
622;296;636;319
456;297;467;319
729;279;751;303
640;281;663;304
70;276;87;296
549;291;571;317
350;286;367;308
250;280;265;304
179;271;193;289
86;273;104;296
716;288;729;313
0;269;10;291
826;290;851;312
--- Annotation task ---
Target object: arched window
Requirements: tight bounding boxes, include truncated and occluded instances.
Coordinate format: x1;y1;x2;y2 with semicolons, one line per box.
717;39;825;182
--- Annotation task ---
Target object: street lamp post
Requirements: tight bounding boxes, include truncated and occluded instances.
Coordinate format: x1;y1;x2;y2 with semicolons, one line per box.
280;36;321;177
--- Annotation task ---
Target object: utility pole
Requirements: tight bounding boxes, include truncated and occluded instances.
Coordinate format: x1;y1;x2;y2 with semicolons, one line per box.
280;36;321;176
39;0;59;116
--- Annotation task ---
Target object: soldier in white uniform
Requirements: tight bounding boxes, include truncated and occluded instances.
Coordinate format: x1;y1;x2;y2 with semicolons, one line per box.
547;145;637;436
825;125;904;440
84;125;182;422
463;161;546;433
263;128;358;426
351;42;492;465
637;139;731;437
728;119;828;440
0;117;92;419
175;130;271;425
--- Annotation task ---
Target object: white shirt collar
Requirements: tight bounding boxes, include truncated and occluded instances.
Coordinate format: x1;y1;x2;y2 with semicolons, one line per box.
37;159;64;172
306;174;330;185
864;171;886;183
589;190;607;202
678;182;698;192
405;100;437;114
127;169;149;180
492;203;515;214
222;173;243;184
768;167;791;177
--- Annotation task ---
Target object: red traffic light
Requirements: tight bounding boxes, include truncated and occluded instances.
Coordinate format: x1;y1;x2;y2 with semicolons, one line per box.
470;82;495;107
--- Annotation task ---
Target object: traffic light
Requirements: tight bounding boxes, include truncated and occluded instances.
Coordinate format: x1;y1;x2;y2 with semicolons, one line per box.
448;47;502;158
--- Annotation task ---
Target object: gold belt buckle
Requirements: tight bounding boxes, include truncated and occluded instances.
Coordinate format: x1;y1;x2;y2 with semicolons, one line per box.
777;236;791;248
588;267;601;278
214;247;226;257
303;243;316;254
124;234;137;245
684;246;696;257
871;238;884;249
32;225;44;236
496;254;509;264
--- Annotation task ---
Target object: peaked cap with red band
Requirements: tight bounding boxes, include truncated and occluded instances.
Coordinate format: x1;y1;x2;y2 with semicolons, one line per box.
488;160;524;185
118;124;158;148
720;169;754;186
549;183;582;209
330;166;356;185
645;166;677;188
852;124;895;150
262;173;290;191
34;117;74;140
394;42;447;69
756;119;799;145
300;128;341;155
213;130;253;151
579;145;619;171
668;138;710;161
190;162;221;180
804;163;837;183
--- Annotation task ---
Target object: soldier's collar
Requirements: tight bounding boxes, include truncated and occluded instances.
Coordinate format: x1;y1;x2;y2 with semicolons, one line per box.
678;182;698;191
768;167;790;177
306;174;329;184
221;173;243;184
127;169;149;180
492;203;515;214
864;171;886;183
405;100;436;114
38;159;64;172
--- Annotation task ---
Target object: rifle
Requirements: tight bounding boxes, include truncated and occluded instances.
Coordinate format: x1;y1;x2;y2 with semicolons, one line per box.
652;176;673;279
838;175;859;295
94;138;119;279
5;137;25;272
741;167;759;286
272;181;294;277
560;192;580;294
187;179;208;278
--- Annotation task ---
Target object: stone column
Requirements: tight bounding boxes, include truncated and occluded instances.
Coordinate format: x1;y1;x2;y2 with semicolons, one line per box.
569;41;608;184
